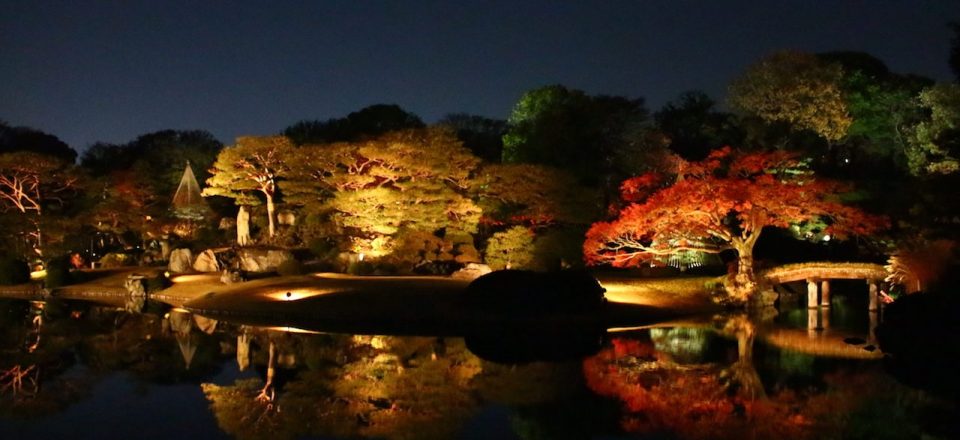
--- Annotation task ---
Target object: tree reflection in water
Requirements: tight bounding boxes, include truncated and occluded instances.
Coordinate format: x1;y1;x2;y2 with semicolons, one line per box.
583;314;957;439
2;300;957;439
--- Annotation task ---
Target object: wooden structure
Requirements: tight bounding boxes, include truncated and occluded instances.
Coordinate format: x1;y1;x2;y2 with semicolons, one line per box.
761;262;887;311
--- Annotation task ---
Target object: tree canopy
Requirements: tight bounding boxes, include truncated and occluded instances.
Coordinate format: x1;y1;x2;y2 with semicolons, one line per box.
203;136;295;237
283;104;425;146
286;127;482;261
0;152;83;256
905;83;960;175
729;51;851;143
584;147;886;303
501;85;650;185
654;91;742;161
80;129;223;202
0;122;77;163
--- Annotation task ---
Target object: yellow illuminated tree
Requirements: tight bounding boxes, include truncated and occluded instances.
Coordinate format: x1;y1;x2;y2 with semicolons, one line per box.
286;127;482;264
729;51;851;143
203;136;295;239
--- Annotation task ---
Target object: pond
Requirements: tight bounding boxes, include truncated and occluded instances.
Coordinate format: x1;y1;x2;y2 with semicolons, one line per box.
0;284;956;440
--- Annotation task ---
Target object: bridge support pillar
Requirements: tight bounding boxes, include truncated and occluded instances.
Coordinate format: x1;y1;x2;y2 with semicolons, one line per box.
868;281;879;312
808;308;819;335
807;278;819;309
820;280;831;307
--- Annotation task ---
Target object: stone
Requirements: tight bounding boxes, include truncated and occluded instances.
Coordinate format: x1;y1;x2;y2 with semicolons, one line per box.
193;249;221;273
236;206;250;246
218;217;236;230
124;275;148;313
450;263;492;280
168;248;194;273
193;315;218;334
220;269;244;284
238;248;295;272
277;210;296;226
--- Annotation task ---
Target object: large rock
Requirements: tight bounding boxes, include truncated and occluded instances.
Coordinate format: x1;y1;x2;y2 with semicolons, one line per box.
451;263;492;280
168;248;194;273
193;249;221;273
238;248;296;272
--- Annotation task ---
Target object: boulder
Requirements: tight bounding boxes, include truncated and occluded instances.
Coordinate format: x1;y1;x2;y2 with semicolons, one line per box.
450;263;492;280
168;248;194;273
238;248;296;272
193;249;221;273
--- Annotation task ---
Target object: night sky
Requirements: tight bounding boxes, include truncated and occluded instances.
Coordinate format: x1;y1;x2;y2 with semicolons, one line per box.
2;1;958;152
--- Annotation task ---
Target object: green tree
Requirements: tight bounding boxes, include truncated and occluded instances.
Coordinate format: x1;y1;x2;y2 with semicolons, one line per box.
203;136;295;238
819;52;931;173
729;51;851;143
906;83;960;175
501;85;650;186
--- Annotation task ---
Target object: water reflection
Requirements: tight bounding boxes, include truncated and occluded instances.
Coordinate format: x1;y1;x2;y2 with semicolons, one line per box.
0;299;957;439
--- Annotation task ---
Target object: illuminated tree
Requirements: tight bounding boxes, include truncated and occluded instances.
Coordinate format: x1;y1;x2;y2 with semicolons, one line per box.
286;127;482;263
905;83;960;175
90;169;160;234
729;51;851;143
204;136;295;239
0;152;82;257
472;163;593;227
584;147;886;304
818;52;931;173
484;226;535;270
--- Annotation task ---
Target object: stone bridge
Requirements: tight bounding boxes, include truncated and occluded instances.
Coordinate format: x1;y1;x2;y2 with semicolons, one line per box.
760;262;887;311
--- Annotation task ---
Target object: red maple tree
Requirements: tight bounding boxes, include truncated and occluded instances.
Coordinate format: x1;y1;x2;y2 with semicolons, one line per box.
584;147;887;303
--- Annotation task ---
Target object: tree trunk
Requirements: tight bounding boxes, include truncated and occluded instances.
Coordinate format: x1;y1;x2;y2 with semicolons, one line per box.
729;242;758;305
236;206;250;246
265;194;276;237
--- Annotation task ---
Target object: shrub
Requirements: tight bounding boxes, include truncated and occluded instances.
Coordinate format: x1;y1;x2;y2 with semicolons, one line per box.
308;237;339;260
98;252;135;268
277;259;304;276
484;226;535;270
44;255;73;288
347;261;375;276
0;255;30;285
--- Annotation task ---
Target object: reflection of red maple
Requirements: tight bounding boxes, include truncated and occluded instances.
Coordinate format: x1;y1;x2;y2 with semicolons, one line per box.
584;337;812;439
585;147;887;304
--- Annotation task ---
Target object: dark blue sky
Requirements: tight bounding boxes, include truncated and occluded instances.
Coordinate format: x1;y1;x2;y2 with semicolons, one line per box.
2;1;958;152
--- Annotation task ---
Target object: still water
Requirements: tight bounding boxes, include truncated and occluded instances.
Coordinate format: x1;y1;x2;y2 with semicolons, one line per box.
0;290;956;440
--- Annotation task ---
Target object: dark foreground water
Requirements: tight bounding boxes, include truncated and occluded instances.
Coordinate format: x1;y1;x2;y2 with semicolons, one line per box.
0;289;957;440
